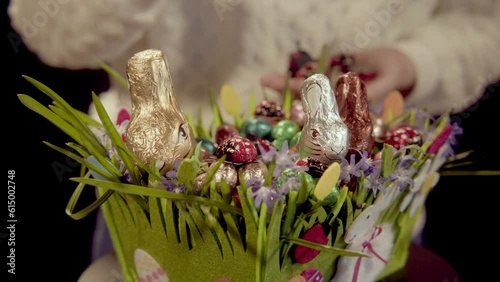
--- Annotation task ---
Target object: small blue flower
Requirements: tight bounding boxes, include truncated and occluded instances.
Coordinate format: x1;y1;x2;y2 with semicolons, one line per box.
160;159;185;193
257;143;277;164
449;122;463;146
165;159;182;179
160;176;185;193
364;166;389;196
356;150;381;176
271;141;300;178
250;185;280;209
246;176;264;190
388;166;417;191
118;161;133;183
277;176;300;196
396;151;417;169
246;177;280;209
275;141;298;167
339;153;362;183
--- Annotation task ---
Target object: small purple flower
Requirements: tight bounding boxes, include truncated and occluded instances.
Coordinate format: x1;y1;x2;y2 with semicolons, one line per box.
123;169;133;183
356;150;381;176
250;185;280;209
246;177;280;209
388;166;417;191
364;167;389;196
118;162;133;183
160;176;185;193
275;141;298;166
257;143;277;163
271;141;299;178
339;153;362;183
246;176;264;190
396;151;417;169
277;176;300;196
448;122;463;146
160;159;185;193
165;159;182;179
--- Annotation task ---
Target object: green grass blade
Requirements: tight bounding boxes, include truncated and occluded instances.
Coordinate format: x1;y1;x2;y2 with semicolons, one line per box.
209;88;224;129
283;237;368;257
282;88;293;119
51;101;103;128
282;190;298;236
18;94;82;144
255;204;268;282
65;171;115;220
91;92;140;183
22;75;106;156
66;142;90;158
70;177;242;215
247;91;256;118
44;142;119;182
440;170;500;176
97;60;128;90
316;44;328;74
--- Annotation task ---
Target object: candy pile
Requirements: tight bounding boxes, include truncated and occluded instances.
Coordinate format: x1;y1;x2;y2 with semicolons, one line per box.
18;49;462;282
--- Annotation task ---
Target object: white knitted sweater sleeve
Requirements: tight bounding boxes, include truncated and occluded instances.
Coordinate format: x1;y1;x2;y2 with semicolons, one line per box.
394;1;500;115
8;0;163;69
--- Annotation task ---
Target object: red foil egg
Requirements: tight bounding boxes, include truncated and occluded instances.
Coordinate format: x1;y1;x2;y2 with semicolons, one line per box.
384;125;423;150
215;136;258;164
215;124;240;145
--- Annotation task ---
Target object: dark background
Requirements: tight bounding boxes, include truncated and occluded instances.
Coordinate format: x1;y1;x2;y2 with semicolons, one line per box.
4;1;499;281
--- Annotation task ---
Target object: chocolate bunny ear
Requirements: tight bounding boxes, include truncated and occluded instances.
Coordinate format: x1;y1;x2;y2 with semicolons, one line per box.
301;74;341;120
127;49;179;111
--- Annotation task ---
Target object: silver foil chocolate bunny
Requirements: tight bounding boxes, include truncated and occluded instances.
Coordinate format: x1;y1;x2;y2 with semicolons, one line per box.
125;49;196;173
298;73;349;164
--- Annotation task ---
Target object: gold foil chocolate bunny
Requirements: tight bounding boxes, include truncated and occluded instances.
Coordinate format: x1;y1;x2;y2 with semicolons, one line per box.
298;74;349;165
125;49;195;173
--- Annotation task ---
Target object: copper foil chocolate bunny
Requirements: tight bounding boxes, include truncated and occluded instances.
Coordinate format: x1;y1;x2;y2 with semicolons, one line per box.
298;74;349;165
125;49;196;173
335;72;374;153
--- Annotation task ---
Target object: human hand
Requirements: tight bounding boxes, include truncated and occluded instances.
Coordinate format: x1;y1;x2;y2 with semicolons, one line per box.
260;73;305;98
261;48;416;104
348;47;416;103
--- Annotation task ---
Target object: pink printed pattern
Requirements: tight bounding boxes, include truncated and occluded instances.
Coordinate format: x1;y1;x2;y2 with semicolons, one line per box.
134;249;169;282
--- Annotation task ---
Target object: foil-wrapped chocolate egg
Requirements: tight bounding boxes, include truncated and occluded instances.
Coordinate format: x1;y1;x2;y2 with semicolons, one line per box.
196;137;216;155
240;117;273;141
254;100;285;119
215;124;240;145
370;113;384;140
215;136;258;164
296;157;329;179
290;131;302;147
241;160;268;184
193;173;208;195
276;168;315;194
289;99;305;128
289;50;314;77
193;162;238;194
212;162;238;190
272;120;301;142
254;139;275;155
384;125;423;150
